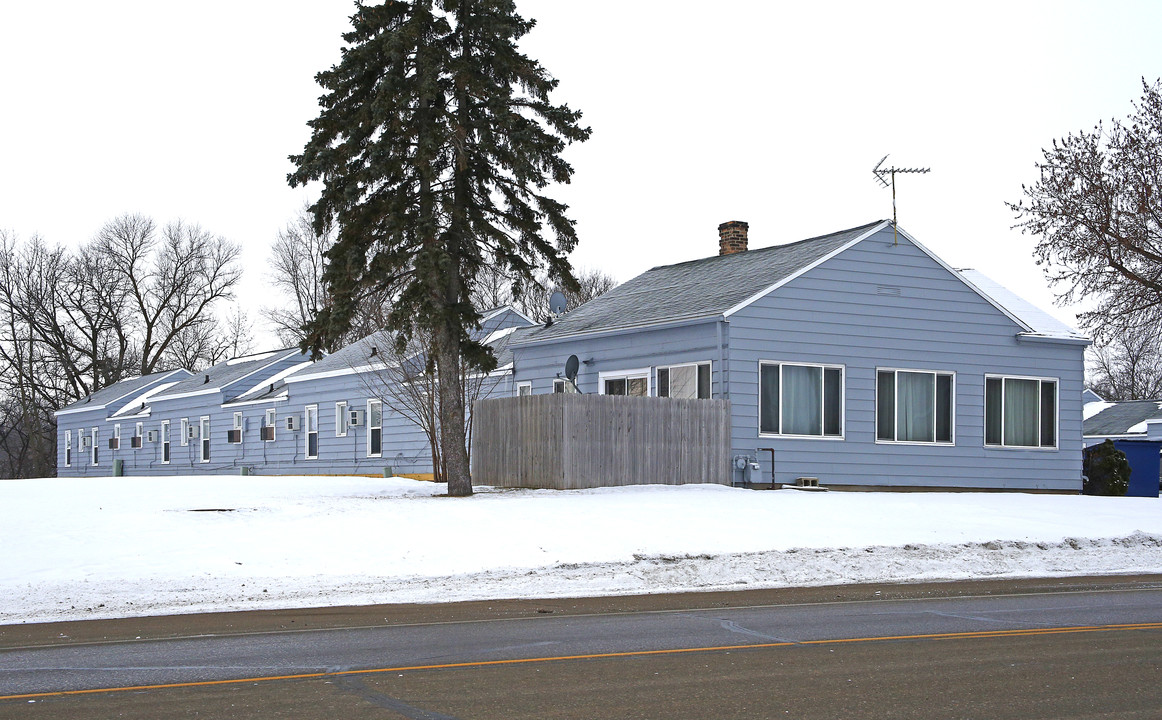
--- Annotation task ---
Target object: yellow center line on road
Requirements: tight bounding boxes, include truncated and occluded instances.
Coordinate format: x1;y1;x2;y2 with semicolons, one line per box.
4;621;1161;702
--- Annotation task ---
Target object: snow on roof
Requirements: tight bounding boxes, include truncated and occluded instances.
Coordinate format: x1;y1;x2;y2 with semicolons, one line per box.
226;349;283;366
1083;401;1115;421
484;325;520;344
228;361;315;403
957;269;1088;341
109;380;183;418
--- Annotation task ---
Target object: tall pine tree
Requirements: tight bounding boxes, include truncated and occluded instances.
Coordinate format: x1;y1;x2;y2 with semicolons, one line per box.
289;0;589;496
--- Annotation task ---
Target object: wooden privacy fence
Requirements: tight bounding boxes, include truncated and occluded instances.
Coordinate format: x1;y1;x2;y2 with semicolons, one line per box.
471;394;731;489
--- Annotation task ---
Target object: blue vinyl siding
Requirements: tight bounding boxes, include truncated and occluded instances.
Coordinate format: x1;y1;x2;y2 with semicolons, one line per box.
726;225;1083;491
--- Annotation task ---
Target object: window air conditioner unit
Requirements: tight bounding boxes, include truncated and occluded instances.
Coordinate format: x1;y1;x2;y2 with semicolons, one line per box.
348;409;364;427
146;430;157;443
286;415;301;431
260;426;276;442
108;438;120;450
130;436;143;449
188;425;199;439
226;429;242;444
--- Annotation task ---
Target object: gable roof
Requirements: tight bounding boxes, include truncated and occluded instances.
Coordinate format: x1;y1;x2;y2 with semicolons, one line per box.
957;269;1088;343
150;349;309;401
516;220;889;344
1084;400;1162;437
55;369;192;417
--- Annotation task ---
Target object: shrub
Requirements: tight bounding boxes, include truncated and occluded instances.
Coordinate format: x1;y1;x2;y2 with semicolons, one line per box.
1083;440;1130;496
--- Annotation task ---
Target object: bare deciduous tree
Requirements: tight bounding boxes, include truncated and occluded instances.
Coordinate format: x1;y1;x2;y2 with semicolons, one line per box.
1087;322;1162;401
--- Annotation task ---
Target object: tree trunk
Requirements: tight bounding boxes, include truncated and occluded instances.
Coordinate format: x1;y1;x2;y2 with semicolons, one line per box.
435;326;471;496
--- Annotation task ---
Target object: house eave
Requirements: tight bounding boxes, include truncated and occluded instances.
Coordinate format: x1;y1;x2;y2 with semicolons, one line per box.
509;313;724;348
1016;332;1092;347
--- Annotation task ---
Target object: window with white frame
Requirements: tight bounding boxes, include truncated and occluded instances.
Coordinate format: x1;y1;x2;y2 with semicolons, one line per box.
64;430;72;467
336;401;348;437
91;427;99;465
985;375;1057;448
161;420;170;464
516;382;532;397
305;405;319;459
135;421;144;444
657;362;711;399
876;369;954;444
233;412;243;431
112;424;121;450
264;408;276;442
367;399;382;457
600;368;650;397
180;418;190;447
759;361;844;437
200;416;211;462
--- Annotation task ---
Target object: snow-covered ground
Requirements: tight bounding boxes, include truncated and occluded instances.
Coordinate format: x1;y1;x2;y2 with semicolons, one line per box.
2;475;1161;625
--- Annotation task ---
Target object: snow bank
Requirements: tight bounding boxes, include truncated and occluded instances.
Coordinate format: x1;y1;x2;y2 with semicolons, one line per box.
2;476;1161;624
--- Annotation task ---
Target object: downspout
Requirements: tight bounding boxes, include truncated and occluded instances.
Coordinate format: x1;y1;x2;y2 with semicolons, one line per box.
717;318;729;400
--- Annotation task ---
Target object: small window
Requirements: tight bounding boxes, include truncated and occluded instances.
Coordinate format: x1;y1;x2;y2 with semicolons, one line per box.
233;412;243;431
200;417;211;462
305;405;319;459
336;401;348;437
759;362;844;438
600;369;650;397
180;418;189;447
367;399;383;457
91;427;99;465
985;375;1057;448
64;430;72;467
161;420;171;464
657;362;711;399
263;408;277;442
876;369;955;444
517;382;533;397
135;421;144;440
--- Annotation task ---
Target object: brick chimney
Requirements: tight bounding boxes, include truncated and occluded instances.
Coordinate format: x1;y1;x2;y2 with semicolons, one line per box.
718;220;749;255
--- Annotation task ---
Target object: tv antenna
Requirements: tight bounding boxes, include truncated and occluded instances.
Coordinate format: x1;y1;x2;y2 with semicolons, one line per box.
873;155;930;245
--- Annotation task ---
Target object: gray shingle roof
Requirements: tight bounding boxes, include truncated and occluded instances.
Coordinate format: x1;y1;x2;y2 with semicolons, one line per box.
1084;400;1162;436
515;220;887;344
56;369;191;415
152;349;307;400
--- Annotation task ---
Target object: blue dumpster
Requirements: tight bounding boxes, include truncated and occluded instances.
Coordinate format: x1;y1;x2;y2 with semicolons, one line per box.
1112;439;1162;498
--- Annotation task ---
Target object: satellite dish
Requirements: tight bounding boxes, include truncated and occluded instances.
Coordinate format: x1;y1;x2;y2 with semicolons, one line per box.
564;354;580;382
549;290;568;315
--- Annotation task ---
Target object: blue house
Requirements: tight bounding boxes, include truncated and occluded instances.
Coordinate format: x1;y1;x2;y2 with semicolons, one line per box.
508;220;1089;491
55;220;1088;491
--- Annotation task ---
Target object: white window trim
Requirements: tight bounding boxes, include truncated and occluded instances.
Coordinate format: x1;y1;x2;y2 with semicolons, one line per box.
657;360;713;399
874;367;956;446
64;430;72;467
135;422;144;442
113;424;120;440
305;404;319;460
91;427;99;465
336;401;348;437
233;412;243;430
598;367;652;397
516;381;532;396
367;399;382;458
161;420;170;464
199;416;210;463
757;360;847;440
180;418;189;447
984;373;1060;451
264;408;277;442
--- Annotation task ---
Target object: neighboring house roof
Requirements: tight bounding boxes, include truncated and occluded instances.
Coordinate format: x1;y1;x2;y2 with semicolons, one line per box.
1083;400;1162;437
957;269;1088;343
150;349;308;401
514;221;888;344
1082;388;1106;404
489;325;540;368
55;369;192;417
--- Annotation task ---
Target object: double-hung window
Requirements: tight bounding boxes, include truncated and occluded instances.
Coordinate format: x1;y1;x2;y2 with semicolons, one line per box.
657;362;711;399
263;408;276;442
200;417;211;462
336;401;348;437
64;430;72;467
305;405;319;459
161;420;171;463
600;368;650;397
876;369;954;444
367;399;383;457
985;375;1057;448
91;427;99;465
180;418;190;447
759;362;844;438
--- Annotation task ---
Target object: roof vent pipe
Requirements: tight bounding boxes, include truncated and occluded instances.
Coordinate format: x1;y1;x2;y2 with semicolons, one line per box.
204;374;210;384
718;221;749;255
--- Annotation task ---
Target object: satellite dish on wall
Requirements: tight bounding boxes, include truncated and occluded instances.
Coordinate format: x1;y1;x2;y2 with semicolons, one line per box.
564;355;580;382
549;290;568;315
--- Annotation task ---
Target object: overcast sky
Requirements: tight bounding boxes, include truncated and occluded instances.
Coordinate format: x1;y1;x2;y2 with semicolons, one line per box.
3;1;1161;347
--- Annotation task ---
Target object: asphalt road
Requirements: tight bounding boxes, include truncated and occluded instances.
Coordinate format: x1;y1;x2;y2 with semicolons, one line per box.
3;576;1162;719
